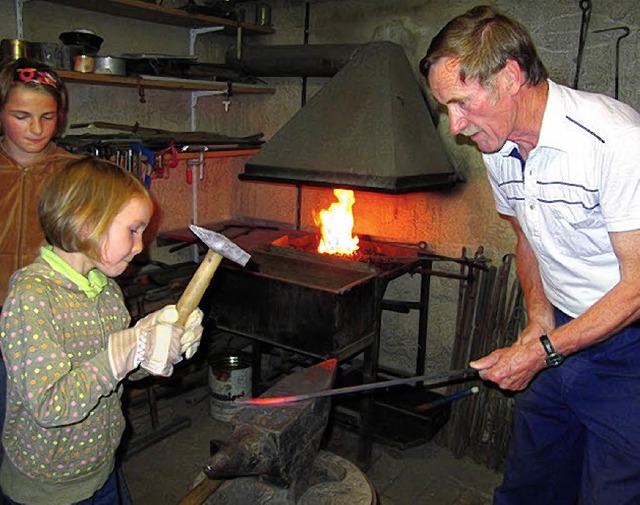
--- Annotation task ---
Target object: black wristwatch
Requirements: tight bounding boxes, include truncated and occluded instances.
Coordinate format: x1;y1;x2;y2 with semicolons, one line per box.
539;334;564;367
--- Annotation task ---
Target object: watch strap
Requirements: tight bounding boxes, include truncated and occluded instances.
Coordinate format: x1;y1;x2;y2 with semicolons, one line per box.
539;334;555;355
539;334;564;366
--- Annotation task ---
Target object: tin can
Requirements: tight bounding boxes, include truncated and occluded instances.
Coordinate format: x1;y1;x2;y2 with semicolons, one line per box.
73;54;94;73
208;355;252;422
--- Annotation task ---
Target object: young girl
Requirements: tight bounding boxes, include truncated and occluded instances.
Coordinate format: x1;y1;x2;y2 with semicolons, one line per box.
0;57;77;302
0;156;203;505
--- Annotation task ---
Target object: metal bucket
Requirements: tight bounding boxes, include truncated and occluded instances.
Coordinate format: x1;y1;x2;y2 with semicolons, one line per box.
208;355;252;422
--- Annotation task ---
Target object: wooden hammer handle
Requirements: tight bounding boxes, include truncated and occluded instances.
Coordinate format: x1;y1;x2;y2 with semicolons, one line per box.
176;249;223;326
177;477;224;505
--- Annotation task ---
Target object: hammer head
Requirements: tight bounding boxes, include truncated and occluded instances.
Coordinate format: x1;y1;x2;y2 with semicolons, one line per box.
189;224;251;267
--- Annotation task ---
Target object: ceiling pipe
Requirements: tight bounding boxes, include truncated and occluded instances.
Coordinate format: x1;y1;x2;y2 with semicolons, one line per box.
225;43;364;78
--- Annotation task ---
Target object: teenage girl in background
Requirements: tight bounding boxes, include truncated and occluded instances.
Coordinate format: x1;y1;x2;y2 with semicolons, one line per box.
0;157;203;504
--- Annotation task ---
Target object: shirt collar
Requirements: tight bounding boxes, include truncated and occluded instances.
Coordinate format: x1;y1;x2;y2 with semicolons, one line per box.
536;79;568;151
40;246;108;298
495;79;565;160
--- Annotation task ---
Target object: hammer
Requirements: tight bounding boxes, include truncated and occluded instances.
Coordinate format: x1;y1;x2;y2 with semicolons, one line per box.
176;224;251;326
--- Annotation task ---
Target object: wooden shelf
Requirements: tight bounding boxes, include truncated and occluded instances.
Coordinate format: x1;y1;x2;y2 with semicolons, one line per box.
40;0;275;34
57;70;275;94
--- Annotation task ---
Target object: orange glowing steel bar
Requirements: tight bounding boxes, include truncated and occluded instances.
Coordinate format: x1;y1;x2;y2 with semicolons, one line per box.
240;369;477;406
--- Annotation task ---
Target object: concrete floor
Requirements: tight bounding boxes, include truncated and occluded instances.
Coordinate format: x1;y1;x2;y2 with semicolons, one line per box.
122;383;502;505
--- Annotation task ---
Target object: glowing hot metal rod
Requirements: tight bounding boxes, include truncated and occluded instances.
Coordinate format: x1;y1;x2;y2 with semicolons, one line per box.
240;368;478;406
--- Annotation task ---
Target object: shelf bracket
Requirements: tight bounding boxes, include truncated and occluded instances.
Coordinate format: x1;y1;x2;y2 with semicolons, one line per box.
190;90;227;131
189;26;225;55
188;26;227;131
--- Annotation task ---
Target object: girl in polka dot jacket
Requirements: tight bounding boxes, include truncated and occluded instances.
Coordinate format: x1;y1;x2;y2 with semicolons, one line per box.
0;157;203;505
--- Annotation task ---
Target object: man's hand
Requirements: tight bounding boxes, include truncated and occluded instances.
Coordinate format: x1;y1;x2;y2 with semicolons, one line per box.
469;339;547;391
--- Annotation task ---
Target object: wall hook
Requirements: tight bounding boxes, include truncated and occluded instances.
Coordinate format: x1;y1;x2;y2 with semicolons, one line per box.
593;26;631;100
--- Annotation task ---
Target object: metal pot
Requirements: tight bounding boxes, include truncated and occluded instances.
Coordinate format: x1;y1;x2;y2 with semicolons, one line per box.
93;56;126;76
0;39;29;63
58;29;103;55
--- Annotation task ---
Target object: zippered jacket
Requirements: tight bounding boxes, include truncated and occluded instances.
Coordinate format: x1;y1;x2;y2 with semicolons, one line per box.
0;142;78;301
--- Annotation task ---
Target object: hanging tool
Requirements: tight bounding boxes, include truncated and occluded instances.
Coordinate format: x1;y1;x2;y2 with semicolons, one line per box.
573;0;592;90
131;143;156;188
182;144;209;182
593;26;630;100
154;142;179;179
240;367;477;405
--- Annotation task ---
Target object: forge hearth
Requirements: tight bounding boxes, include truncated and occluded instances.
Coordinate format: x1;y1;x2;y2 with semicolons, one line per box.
202;227;423;360
271;233;427;272
206;247;377;358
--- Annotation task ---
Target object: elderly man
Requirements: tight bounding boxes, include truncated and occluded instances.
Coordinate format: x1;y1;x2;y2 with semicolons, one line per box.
422;5;640;505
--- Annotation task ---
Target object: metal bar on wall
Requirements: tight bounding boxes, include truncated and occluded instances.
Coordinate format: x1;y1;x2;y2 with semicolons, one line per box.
15;0;23;39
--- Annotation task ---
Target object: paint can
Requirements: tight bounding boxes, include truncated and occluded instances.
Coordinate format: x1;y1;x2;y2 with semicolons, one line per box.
208;355;252;422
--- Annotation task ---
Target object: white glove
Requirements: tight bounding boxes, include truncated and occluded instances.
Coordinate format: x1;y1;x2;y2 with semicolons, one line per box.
135;305;184;376
180;308;204;359
108;311;183;381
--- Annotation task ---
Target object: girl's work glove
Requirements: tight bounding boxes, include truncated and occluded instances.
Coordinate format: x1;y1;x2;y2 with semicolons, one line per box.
108;305;184;380
180;308;205;359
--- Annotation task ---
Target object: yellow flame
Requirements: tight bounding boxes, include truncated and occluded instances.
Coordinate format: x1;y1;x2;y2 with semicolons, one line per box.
316;189;360;255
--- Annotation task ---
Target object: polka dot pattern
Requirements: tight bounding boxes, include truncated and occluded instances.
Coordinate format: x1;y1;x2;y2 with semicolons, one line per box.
1;258;130;482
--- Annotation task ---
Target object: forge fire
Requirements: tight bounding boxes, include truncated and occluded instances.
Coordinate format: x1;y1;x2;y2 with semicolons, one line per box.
315;189;360;256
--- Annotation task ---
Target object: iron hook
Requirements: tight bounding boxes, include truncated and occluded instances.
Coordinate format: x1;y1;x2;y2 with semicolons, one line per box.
593;26;631;99
573;0;592;89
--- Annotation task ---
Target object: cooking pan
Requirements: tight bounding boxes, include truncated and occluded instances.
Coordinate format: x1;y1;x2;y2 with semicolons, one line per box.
93;56;126;76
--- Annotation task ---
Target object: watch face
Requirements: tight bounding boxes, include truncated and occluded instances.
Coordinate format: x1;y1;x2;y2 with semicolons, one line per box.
545;354;564;367
540;335;564;367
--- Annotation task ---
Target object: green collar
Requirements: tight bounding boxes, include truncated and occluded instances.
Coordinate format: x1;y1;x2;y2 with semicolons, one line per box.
40;246;108;298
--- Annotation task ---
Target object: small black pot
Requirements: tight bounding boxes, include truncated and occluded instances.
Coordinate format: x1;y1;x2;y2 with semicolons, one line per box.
58;30;103;54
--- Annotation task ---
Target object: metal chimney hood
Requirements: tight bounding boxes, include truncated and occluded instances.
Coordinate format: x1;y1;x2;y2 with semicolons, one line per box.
241;41;461;194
